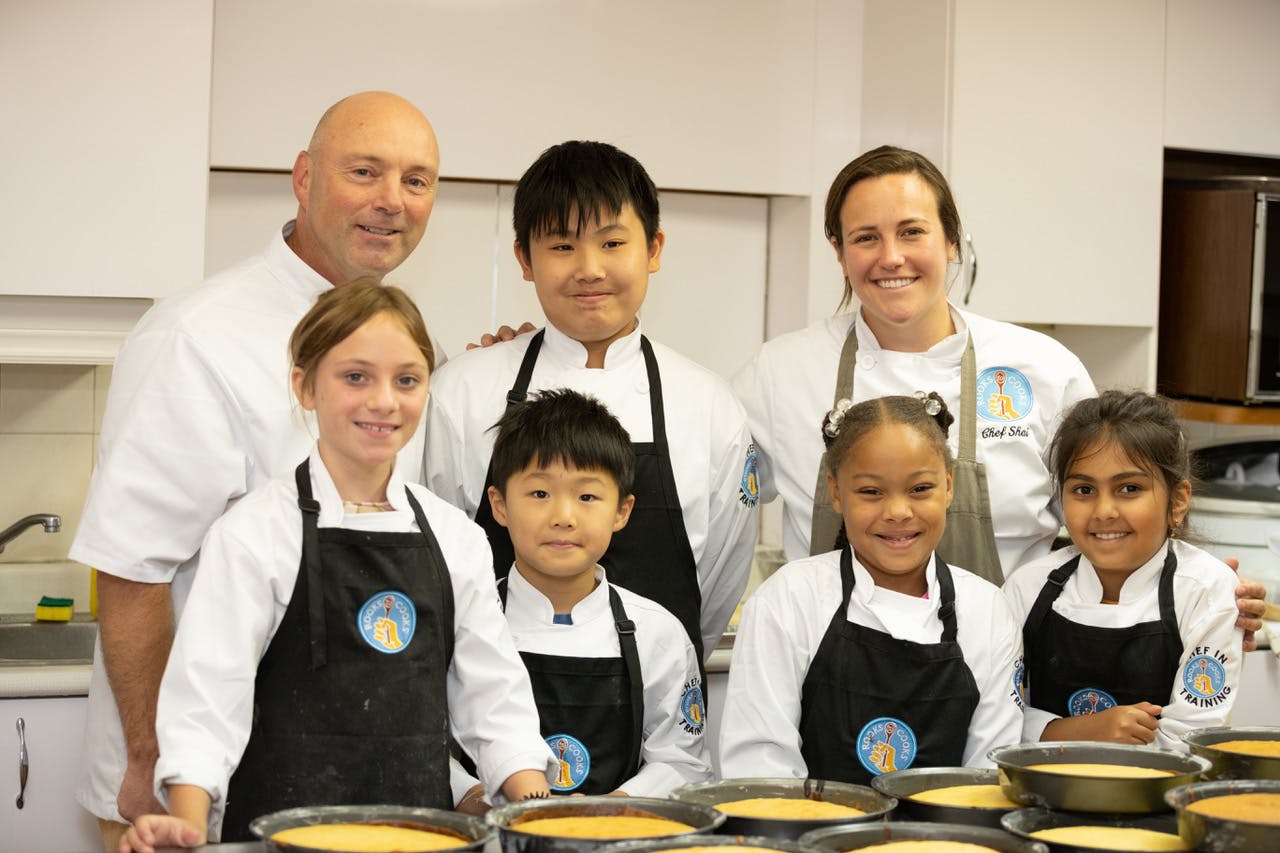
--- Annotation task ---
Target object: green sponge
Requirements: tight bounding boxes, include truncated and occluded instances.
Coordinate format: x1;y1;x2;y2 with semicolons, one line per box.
35;596;74;622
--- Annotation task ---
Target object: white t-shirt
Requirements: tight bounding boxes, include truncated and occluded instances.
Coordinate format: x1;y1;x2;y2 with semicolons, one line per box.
497;566;711;797
153;448;554;838
1004;539;1243;750
733;306;1095;574
424;322;759;658
719;549;1024;779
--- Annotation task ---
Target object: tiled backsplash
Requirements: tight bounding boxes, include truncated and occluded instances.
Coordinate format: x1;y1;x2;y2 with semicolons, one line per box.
0;363;110;563
3;359;1280;568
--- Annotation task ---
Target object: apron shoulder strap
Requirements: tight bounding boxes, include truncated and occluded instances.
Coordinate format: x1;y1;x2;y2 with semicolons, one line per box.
607;585;645;779
1156;546;1182;648
1024;553;1080;644
638;336;667;452
404;487;456;667
295;458;328;670
810;320;860;556
507;329;546;407
934;554;960;643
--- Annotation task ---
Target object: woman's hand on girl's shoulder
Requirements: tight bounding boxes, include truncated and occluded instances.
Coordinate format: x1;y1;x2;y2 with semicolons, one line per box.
1223;557;1268;650
118;814;204;853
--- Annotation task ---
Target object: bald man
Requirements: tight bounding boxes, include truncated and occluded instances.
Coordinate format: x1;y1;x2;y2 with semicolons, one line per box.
70;92;441;848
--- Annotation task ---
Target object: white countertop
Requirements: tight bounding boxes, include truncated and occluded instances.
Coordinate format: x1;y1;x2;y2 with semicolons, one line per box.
0;661;92;698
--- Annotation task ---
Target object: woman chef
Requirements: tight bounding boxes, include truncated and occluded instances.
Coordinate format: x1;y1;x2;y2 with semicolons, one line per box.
734;145;1094;583
119;282;553;853
734;144;1271;639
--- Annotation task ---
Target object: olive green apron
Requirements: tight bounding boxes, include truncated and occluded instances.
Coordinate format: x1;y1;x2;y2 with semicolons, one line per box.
808;321;1004;584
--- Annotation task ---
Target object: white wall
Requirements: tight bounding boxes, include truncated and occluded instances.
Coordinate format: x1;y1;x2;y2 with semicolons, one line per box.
209;0;823;195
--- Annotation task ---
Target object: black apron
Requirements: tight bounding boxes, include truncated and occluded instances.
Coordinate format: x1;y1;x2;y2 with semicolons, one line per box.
1022;549;1182;718
809;323;1004;585
221;460;454;840
798;548;980;785
474;329;705;669
498;578;644;795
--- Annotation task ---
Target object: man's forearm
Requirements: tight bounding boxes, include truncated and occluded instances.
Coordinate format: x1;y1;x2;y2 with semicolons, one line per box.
97;573;175;760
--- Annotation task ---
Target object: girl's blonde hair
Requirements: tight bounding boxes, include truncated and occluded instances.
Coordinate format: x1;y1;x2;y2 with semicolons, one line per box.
289;278;434;395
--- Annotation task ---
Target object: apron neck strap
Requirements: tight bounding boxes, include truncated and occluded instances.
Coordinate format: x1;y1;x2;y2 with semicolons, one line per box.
840;546;959;641
957;332;977;461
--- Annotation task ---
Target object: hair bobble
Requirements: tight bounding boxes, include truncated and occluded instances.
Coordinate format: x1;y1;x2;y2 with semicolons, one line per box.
824;398;854;438
913;390;942;416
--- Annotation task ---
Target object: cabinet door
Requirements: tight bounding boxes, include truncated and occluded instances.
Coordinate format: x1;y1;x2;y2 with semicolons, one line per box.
946;0;1165;327
2;696;100;852
0;1;212;298
1165;0;1280;159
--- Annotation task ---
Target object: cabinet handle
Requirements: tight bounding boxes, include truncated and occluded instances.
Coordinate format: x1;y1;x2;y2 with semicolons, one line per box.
15;717;27;809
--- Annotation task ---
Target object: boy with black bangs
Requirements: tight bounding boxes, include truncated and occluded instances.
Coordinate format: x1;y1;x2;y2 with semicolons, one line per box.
481;388;710;796
424;140;758;671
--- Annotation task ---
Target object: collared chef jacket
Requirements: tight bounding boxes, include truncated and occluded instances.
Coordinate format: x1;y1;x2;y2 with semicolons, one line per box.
719;549;1023;779
423;322;758;659
1004;539;1243;750
153;448;554;838
732;305;1095;575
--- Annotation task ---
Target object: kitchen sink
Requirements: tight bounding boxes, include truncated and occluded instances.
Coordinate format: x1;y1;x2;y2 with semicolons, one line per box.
0;618;97;665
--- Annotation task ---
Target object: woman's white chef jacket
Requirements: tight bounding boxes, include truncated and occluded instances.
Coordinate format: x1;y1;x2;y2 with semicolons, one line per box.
153;448;555;836
1004;539;1243;750
732;306;1095;575
505;565;711;797
68;223;428;822
424;322;759;659
718;550;1024;779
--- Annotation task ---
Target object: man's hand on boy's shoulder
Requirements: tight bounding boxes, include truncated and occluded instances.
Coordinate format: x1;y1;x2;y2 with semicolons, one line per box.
466;321;539;350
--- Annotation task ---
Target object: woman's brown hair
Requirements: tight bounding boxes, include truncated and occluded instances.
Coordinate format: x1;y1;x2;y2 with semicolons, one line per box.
824;145;963;312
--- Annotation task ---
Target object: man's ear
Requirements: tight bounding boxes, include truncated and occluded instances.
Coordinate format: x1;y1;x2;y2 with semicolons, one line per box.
487;485;510;528
514;241;535;282
291;150;311;207
613;493;637;532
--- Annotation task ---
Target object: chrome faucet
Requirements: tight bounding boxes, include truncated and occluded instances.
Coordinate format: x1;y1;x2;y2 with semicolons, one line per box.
0;514;61;554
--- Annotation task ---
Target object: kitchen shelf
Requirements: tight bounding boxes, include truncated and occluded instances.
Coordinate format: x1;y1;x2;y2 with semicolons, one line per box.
1169;398;1280;426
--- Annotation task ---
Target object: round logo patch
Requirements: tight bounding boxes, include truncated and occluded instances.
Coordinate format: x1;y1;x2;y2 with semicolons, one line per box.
739;444;760;507
547;734;590;792
856;717;917;776
1183;654;1228;701
1068;687;1117;717
1012;657;1027;708
680;681;706;734
357;590;416;654
976;366;1033;423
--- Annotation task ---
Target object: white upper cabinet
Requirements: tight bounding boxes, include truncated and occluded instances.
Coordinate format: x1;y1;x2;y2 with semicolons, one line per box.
861;0;1165;328
0;1;213;298
1164;0;1280;158
207;0;818;195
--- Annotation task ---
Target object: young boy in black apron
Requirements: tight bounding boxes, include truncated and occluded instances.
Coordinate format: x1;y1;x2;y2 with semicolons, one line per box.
477;388;711;796
423;141;759;673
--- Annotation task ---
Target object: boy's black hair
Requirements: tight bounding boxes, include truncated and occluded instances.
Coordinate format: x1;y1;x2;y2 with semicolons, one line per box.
512;140;661;250
489;388;635;500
